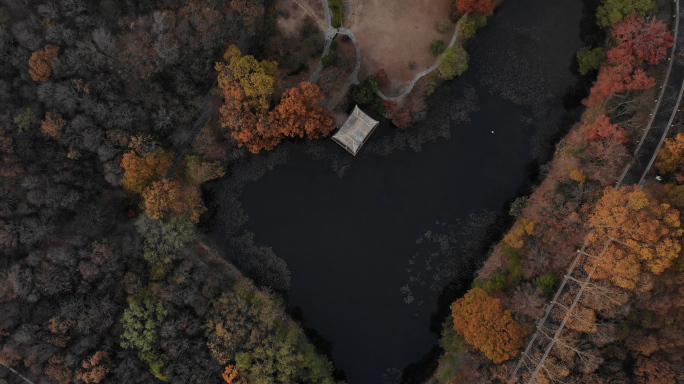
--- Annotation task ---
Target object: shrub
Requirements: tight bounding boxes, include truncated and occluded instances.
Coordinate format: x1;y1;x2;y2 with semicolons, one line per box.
437;20;451;34
430;39;446;56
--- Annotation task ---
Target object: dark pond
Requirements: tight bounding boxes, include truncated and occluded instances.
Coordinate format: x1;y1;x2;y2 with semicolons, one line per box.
212;0;585;382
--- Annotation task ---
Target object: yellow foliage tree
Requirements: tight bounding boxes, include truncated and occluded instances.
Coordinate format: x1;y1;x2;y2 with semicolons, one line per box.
142;179;206;223
216;45;277;109
29;44;60;82
570;169;586;185
181;155;225;185
503;217;536;249
120;149;174;194
451;287;526;363
587;187;683;291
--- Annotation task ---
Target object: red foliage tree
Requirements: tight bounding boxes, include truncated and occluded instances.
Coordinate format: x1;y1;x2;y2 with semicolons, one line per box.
584;115;628;143
456;0;496;14
584;62;655;106
608;13;673;66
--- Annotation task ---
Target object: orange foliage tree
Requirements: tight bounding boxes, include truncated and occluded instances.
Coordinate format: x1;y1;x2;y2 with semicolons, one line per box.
40;110;66;140
216;46;335;153
586;187;683;291
222;365;240;383
503;218;535;250
272;82;336;139
608;13;673;66
456;0;496;14
451;287;526;363
142;179;206;223
29;44;60;82
76;351;110;383
120;149;174;194
584;115;627;143
655;133;684;175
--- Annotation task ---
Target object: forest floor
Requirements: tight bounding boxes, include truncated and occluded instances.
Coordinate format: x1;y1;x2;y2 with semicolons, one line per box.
346;0;453;96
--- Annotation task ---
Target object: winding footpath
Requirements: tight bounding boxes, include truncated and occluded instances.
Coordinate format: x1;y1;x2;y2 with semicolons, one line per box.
509;3;684;383
377;18;462;101
308;0;363;108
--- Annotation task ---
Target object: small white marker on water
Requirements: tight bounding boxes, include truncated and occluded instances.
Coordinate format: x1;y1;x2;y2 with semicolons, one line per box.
491;131;494;134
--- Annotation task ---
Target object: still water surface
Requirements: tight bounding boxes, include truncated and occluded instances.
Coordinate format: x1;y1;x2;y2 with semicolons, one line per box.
218;0;584;382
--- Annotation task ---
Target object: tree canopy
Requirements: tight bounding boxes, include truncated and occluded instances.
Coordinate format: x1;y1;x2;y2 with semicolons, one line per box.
451;287;526;363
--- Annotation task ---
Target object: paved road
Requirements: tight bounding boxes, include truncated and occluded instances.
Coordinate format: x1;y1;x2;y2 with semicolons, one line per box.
617;6;684;186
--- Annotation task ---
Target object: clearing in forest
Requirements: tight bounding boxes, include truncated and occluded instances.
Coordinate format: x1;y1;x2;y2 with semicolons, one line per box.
346;0;453;96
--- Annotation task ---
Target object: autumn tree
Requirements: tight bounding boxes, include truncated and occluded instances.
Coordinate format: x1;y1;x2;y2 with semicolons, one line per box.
222;365;239;383
451;287;526;363
272;82;336;139
633;355;676;384
583;62;655;107
29;44;59;81
655;133;684;175
584;115;627;142
120;148;174;194
586;187;683;291
456;0;496;15
216;45;277;109
439;46;469;80
142;179;206;223
40;110;66;140
596;0;657;27
180;155;225;185
76;351;110;383
607;13;673;66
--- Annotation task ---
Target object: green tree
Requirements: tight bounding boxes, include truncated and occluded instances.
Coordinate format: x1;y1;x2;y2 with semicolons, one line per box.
180;155;225;185
14;108;38;132
135;216;196;279
439;46;469;80
430;39;446;56
120;292;168;381
456;13;487;39
596;0;657;27
577;47;605;75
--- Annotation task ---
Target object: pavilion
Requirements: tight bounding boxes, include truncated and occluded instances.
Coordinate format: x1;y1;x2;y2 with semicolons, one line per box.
331;106;379;155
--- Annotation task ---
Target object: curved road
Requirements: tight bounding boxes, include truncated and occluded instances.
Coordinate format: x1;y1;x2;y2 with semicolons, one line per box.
617;4;684;186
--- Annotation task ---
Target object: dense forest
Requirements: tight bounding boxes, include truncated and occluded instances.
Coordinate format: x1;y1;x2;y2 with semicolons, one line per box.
2;0;684;383
0;0;339;383
431;0;684;382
